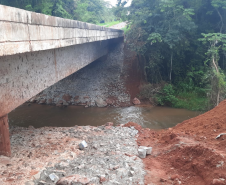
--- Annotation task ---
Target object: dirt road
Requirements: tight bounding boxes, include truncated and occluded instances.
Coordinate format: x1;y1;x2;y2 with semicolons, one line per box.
110;22;127;29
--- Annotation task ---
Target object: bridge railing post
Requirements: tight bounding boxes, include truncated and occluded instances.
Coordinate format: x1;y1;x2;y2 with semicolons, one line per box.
0;115;11;157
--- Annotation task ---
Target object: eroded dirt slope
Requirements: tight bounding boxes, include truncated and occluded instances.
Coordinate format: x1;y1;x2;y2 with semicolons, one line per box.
125;100;226;185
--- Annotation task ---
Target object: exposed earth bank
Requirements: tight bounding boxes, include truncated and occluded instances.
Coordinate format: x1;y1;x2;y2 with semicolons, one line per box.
124;100;226;185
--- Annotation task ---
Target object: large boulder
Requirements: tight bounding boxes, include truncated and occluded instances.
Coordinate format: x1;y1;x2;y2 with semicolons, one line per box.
95;98;107;107
38;99;46;104
62;94;72;102
106;98;114;105
132;97;141;105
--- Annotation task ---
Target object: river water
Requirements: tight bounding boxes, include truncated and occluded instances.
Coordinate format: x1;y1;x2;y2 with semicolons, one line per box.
8;104;202;129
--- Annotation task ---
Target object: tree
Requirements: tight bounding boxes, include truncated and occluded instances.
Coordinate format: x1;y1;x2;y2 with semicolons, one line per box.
0;0;115;24
126;0;226;109
211;0;226;33
127;0;196;83
113;0;129;20
199;33;226;106
52;0;73;19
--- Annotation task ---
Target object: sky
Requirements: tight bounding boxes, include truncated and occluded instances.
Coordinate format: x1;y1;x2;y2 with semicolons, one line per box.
105;0;132;7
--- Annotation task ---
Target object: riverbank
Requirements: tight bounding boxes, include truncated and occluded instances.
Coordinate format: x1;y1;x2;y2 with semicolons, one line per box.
2;101;226;184
124;99;226;185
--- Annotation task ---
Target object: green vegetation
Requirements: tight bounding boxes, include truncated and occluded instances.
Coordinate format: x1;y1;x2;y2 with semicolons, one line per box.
120;0;226;111
113;0;129;21
139;83;208;110
174;92;208;111
122;24;131;34
0;0;116;24
97;20;122;27
156;84;178;107
157;84;208;111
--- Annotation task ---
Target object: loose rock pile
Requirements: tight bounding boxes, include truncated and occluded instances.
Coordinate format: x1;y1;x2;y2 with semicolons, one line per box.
34;126;145;185
0;125;145;185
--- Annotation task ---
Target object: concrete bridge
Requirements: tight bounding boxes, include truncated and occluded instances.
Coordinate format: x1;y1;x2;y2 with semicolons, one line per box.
0;5;124;156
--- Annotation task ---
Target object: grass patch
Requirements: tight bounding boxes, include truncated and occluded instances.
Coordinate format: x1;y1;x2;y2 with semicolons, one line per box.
122;25;131;34
149;83;208;111
139;83;208;111
173;92;208;111
97;21;122;27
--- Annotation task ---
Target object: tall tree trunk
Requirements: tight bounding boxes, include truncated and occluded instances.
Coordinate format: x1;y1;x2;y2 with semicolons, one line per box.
212;55;220;106
217;90;220;106
216;8;224;33
213;56;219;73
170;52;173;83
143;55;148;82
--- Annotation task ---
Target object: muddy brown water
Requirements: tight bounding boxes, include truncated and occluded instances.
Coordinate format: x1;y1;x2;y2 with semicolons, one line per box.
8;104;202;129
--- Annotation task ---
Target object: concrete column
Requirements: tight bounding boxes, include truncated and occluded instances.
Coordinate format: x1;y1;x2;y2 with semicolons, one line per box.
0;115;11;157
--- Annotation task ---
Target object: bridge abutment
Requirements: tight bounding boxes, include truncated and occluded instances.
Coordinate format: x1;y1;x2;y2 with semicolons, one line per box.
0;115;11;157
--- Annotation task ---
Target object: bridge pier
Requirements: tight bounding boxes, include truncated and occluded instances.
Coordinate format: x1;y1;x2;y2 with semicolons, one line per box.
0;115;11;157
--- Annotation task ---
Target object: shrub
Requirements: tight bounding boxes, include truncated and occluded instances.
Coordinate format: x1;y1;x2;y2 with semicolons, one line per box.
156;84;178;106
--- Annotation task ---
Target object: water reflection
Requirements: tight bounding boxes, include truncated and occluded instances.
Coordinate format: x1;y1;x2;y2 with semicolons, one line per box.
9;104;202;129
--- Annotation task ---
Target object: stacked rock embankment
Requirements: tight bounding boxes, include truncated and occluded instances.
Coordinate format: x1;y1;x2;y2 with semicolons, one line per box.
30;41;132;108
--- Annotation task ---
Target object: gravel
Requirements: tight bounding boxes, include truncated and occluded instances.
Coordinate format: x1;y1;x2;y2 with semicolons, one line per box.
0;124;145;185
34;126;145;185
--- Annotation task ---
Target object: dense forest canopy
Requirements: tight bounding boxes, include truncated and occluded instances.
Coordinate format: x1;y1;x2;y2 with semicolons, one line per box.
0;0;116;24
123;0;226;110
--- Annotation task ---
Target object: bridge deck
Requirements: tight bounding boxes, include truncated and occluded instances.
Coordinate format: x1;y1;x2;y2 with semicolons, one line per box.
0;4;123;56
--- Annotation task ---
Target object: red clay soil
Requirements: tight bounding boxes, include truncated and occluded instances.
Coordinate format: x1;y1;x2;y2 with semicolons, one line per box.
124;100;226;185
123;46;145;102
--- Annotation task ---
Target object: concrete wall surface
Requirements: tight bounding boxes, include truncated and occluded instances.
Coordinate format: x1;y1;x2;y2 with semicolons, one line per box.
0;5;124;56
0;40;109;118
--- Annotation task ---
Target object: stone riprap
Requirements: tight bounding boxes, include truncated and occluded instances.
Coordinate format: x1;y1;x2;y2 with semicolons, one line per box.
0;5;123;56
32;39;131;107
0;125;145;185
0;4;124;118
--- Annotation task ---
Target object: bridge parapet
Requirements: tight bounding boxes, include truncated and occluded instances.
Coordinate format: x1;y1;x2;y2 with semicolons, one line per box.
0;5;124;56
